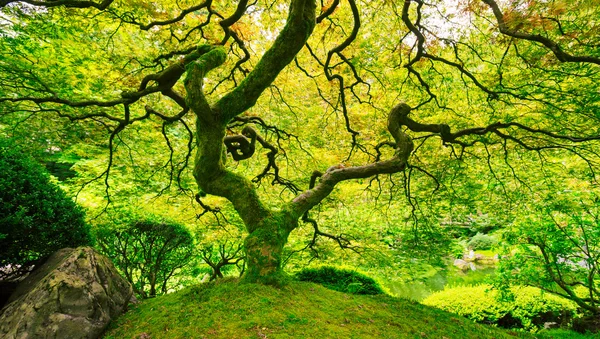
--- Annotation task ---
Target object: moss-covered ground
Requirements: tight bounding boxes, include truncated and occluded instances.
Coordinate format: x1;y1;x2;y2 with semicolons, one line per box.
103;279;542;339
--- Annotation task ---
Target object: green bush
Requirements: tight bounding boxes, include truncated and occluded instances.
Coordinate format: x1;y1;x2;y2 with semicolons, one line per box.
94;215;196;298
0;138;90;281
296;266;384;295
422;284;578;331
467;233;498;250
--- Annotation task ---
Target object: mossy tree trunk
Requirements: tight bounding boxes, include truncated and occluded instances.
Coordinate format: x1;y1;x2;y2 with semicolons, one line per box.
243;216;296;285
183;0;413;284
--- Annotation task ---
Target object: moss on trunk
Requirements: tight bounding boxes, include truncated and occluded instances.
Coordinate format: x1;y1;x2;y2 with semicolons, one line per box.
242;213;295;286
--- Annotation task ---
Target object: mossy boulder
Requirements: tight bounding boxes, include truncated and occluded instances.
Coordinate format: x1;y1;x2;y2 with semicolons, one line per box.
0;247;133;339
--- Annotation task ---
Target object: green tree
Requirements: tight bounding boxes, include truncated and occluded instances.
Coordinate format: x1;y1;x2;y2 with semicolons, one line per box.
497;193;600;315
94;216;196;298
0;137;90;281
199;240;245;281
1;0;600;285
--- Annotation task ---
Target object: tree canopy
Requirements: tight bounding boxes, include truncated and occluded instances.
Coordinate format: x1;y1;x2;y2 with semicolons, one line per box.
1;0;599;284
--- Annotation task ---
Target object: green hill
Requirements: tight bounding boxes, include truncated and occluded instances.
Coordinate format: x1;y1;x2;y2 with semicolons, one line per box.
103;279;534;339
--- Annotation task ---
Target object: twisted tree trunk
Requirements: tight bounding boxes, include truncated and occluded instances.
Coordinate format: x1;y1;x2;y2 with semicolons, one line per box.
182;0;412;284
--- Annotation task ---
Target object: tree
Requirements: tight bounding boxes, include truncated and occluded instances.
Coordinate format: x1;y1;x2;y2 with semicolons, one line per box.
0;137;90;282
497;192;600;315
1;0;599;285
94;216;196;298
199;240;245;281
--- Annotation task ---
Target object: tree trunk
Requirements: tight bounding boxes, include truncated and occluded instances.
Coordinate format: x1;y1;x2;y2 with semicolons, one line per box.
182;0;316;286
242;218;292;285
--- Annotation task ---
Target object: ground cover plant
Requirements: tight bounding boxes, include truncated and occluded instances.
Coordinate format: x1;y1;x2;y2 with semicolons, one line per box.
296;266;384;295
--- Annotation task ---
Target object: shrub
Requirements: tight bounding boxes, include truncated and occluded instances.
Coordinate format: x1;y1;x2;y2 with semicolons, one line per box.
0;138;90;281
422;284;578;331
296;266;384;295
467;233;497;250
94;216;195;298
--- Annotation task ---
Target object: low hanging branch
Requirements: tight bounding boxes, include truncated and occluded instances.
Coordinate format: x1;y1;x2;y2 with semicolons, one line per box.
0;44;212;114
302;170;359;253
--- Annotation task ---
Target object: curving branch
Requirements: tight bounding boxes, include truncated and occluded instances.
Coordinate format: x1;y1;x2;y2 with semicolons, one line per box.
121;1;212;31
124;45;214;107
288;103;414;220
0;95;127;109
399;114;600;148
219;0;250;44
0;45;212;113
214;0;316;122
314;0;367;153
228;115;306;193
300;170;360;254
185;46;272;231
481;0;600;65
316;0;338;23
251;129;301;194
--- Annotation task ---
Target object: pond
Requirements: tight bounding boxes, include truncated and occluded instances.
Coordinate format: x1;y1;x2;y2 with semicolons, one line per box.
386;264;497;301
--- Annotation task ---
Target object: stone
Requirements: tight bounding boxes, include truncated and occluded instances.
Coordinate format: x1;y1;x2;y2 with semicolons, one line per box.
0;247;133;339
453;259;469;271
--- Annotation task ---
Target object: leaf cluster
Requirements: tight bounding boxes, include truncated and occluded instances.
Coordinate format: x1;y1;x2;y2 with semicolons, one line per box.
467;232;499;251
496;193;600;315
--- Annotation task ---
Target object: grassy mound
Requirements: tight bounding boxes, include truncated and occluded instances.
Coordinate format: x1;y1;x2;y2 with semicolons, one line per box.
103;279;535;339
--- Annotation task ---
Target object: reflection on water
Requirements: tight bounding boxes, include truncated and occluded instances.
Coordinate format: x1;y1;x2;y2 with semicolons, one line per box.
387;265;497;301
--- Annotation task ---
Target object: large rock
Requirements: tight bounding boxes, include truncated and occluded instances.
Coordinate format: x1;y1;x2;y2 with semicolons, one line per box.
0;247;133;339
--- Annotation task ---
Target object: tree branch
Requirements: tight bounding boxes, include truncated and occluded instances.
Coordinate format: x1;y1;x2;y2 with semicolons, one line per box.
481;0;600;65
214;0;316;122
288;103;414;219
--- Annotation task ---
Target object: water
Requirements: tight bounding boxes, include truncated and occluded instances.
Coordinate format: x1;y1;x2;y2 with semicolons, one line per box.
387;265;496;301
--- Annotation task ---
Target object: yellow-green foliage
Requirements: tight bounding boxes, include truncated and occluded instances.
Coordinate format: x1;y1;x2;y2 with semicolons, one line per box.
422;284;578;331
103;280;534;339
